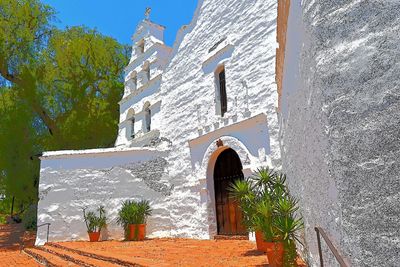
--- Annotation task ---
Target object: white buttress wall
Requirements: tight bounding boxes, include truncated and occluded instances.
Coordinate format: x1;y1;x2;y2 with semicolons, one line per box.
281;1;400;266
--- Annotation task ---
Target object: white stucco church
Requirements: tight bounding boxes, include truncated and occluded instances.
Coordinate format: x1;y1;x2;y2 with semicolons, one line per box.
37;0;281;244
36;1;399;266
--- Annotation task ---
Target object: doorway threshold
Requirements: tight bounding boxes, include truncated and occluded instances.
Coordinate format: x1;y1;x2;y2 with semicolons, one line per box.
214;235;249;240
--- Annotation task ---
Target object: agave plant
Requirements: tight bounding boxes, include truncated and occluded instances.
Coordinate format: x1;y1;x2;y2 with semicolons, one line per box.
83;206;107;233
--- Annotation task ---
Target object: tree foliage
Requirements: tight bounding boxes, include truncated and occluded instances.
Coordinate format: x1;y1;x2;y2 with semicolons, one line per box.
0;0;130;209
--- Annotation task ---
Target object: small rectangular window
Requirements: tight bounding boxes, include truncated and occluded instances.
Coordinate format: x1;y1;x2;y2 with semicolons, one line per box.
219;69;227;117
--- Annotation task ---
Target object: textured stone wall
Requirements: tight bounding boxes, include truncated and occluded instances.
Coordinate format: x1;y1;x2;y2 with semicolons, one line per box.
281;1;400;266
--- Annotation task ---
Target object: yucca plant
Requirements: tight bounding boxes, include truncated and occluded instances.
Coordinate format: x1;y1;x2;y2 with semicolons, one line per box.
274;194;304;267
274;195;303;241
229;167;304;266
254;195;276;241
252;167;276;190
229;178;256;230
275;195;298;217
274;215;304;243
83;206;107;233
270;173;288;200
117;200;152;239
229;167;278;232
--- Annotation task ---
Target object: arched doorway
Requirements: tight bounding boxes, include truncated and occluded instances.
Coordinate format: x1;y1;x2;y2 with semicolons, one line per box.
213;148;247;236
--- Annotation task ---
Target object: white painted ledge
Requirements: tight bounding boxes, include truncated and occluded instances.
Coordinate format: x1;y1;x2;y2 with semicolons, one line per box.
40;146;161;160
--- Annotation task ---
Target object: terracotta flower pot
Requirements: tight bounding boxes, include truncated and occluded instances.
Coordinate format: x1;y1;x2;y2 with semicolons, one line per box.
88;231;100;242
265;241;284;267
128;224;146;241
255;231;267;252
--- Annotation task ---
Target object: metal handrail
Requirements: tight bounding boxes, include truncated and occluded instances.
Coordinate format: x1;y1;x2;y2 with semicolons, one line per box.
315;227;349;267
37;223;51;244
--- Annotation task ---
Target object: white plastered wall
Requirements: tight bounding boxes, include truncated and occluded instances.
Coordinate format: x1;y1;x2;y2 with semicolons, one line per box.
37;0;281;243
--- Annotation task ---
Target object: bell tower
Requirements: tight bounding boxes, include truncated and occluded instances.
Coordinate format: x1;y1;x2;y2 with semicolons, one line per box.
115;11;172;147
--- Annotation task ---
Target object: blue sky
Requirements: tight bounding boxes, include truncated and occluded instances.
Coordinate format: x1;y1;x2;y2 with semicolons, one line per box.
42;0;198;46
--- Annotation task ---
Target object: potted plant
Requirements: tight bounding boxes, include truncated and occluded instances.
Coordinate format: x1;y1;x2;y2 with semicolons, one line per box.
117;200;152;241
230;168;304;267
229;167;276;252
255;194;304;266
229;177;264;249
83;206;107;242
255;195;283;266
274;195;304;266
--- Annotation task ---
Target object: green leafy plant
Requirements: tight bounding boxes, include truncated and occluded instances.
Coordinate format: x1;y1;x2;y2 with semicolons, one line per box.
83;206;107;233
228;178;256;231
254;195;275;241
274;195;303;242
229;167;304;266
117;200;152;239
229;167;279;234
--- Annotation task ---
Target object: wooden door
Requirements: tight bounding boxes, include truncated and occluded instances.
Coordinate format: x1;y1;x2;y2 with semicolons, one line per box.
214;148;247;235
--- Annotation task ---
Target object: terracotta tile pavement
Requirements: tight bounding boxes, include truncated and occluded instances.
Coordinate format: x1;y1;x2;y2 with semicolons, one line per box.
0;224;40;267
0;223;306;267
59;238;270;266
0;250;41;267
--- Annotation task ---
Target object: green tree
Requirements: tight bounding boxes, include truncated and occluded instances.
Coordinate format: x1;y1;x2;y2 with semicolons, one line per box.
0;0;130;212
0;88;39;205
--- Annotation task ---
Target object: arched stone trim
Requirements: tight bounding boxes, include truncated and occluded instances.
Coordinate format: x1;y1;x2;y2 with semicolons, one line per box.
201;135;252;176
200;135;253;238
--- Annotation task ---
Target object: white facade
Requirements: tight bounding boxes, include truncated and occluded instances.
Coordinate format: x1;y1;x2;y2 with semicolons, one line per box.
37;0;280;246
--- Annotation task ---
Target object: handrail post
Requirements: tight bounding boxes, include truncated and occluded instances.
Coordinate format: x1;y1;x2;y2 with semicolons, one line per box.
37;223;51;244
46;224;50;243
315;227;349;267
315;227;324;267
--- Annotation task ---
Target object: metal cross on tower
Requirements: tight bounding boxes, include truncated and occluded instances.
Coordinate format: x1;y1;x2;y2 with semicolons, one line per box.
145;7;151;20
